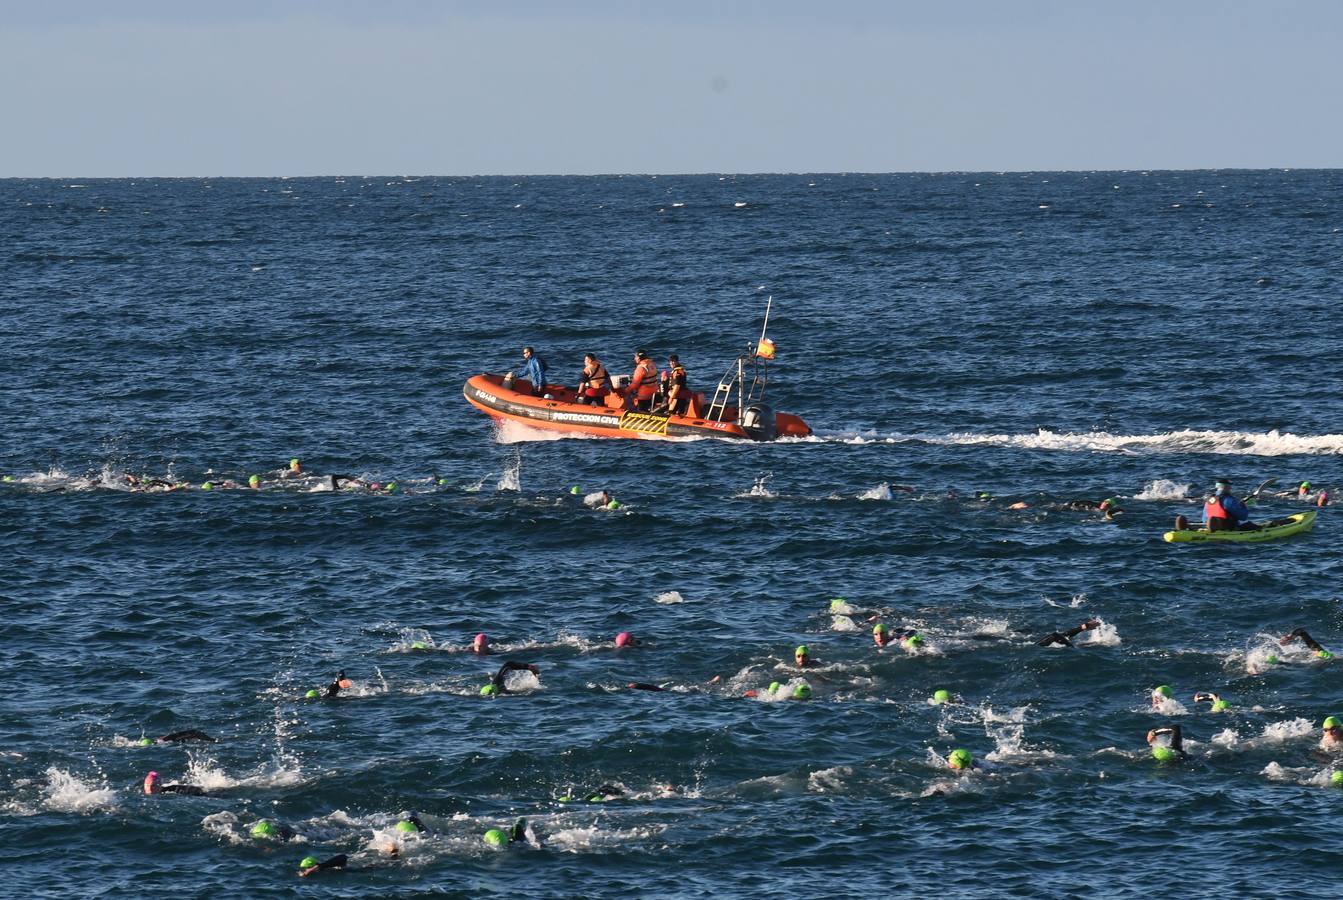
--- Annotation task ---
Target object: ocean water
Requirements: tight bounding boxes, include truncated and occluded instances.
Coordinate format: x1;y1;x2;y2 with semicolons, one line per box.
1;171;1341;897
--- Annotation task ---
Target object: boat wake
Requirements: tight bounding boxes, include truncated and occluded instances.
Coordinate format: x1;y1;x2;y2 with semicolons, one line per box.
792;428;1343;457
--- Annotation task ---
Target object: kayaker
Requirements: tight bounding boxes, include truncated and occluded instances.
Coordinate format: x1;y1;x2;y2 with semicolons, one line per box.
521;346;548;397
652;354;688;415
1202;478;1252;531
1147;725;1188;761
1035;619;1102;647
576;354;609;405
1279;628;1334;660
480;661;541;696
626;350;660;411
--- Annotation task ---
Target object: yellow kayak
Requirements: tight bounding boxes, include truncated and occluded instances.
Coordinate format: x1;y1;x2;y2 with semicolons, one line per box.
1163;510;1317;543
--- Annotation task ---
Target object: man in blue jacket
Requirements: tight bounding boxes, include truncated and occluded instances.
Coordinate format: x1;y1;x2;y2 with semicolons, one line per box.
1203;477;1251;531
521;346;548;397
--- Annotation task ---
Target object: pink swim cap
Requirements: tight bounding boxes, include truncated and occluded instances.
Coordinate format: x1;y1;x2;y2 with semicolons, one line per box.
473;633;488;647
143;771;160;793
615;632;633;648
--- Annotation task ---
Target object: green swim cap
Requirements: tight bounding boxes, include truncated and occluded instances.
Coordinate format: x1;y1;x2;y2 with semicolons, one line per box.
1;475;13;482
1318;649;1333;660
948;748;972;770
304;689;320;699
483;828;507;847
1323;716;1342;729
481;684;499;696
1212;699;1230;712
1302;481;1311;489
768;681;781;694
1333;771;1343;787
570;486;581;495
902;634;923;647
300;856;319;869
290;458;300;468
248;474;260;486
1153;685;1174;699
933;689;951;705
793;682;812;699
795;645;809;657
1152;746;1177;762
873;623;889;635
1266;654;1279;665
410;641;428;650
385;482;398;493
201;481;214;490
606;500;621;510
438;478;450;486
252;820;278;837
829;598;847;612
395;820;420;833
977;491;992;500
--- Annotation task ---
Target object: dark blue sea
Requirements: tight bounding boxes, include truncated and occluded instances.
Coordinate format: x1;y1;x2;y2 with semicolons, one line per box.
2;172;1341;898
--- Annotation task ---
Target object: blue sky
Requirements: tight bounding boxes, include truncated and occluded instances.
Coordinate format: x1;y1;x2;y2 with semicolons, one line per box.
1;0;1339;175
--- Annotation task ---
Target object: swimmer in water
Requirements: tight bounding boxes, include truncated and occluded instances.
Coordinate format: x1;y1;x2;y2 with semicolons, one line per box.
143;770;206;796
471;633;491;655
326;474;366;491
144;729;216;745
1147;725;1187;762
947;748;976;772
1035;620;1103;648
793;645;817;668
483;818;531;847
1280;628;1334;660
250;819;297;841
558;785;624;803
282;458;303;478
325;670;353;698
480;661;540;696
298;854;350;877
1320;716;1343;750
1151;684;1176;709
1192;692;1231;712
872;623;921;649
614;632;642;648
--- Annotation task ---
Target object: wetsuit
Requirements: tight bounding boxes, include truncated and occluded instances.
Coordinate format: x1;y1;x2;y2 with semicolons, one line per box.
492;661;540;694
628;682;667;692
157;729;216;743
1036;620;1102;648
1281;628;1331;657
325;671;349;698
578;359;609;404
159;783;207;796
300;854;349;876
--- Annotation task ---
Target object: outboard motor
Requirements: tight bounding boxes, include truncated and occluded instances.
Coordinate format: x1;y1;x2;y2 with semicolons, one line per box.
740;404;776;441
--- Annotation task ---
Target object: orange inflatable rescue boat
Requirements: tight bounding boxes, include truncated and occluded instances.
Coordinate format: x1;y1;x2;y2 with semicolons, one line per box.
464;307;811;442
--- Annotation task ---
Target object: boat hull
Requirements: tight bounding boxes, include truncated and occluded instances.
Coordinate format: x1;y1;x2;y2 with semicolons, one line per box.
463;374;811;441
1163;510;1316;543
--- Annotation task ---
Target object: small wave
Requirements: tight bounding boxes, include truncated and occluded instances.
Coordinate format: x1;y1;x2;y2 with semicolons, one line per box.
653;590;684;604
43;767;117;813
735;473;776;499
1135;479;1193;500
856;482;893;501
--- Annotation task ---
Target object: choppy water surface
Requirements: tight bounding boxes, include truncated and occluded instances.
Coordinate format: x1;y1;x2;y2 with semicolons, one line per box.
2;172;1342;897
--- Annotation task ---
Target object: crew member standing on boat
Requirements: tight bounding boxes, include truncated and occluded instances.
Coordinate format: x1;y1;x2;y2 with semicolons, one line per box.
627;350;660;412
654;355;688;415
521;347;548;397
577;354;608;405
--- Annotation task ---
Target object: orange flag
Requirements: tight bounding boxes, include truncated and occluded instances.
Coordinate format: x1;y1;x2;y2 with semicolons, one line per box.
756;337;776;359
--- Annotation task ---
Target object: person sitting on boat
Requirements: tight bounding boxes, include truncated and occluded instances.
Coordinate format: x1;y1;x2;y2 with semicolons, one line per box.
652;355;688;415
577;354;609;405
626;350;660;411
1202;478;1252;531
521;346;548;397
